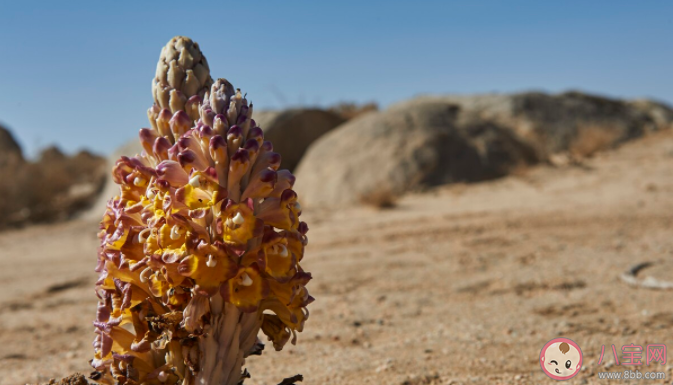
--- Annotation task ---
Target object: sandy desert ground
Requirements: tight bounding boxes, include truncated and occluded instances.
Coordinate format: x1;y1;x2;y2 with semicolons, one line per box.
1;129;672;385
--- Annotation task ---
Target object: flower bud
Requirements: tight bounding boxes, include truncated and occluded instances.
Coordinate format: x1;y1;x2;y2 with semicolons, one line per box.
156;108;173;139
169;110;192;140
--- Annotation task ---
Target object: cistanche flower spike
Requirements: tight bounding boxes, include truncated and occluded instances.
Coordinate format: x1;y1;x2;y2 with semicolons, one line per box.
91;36;313;385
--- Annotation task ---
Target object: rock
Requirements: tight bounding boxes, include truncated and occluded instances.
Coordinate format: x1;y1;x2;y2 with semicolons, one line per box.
46;373;88;385
254;109;345;172
402;91;672;157
0;131;106;229
628;99;673;129
0;123;23;168
38;145;67;162
294;99;538;209
294;91;673;209
328;102;378;120
27;146;106;223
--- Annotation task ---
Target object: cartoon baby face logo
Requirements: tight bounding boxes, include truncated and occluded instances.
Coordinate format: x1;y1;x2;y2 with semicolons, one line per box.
540;338;583;380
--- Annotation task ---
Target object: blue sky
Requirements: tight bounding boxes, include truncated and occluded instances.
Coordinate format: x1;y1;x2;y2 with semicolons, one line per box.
1;1;672;157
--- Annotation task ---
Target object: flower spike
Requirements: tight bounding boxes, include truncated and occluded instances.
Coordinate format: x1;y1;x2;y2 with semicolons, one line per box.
91;36;313;385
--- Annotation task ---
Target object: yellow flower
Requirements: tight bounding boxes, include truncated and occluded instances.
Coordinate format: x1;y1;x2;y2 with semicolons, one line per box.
261;313;293;351
178;240;237;295
257;189;301;230
176;183;214;210
261;229;297;282
157;223;188;262
219;199;263;253
221;264;268;312
262;273;313;332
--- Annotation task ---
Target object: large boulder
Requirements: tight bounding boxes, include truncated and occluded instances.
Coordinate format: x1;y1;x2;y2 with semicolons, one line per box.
253;109;345;172
402;92;672;157
294;100;538;209
294;92;673;209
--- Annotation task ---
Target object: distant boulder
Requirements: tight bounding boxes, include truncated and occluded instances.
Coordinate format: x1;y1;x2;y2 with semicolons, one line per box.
294;99;538;208
328;102;378;120
38;145;67;162
403;92;672;157
0;127;106;229
294;92;673;209
0;123;23;167
254;109;345;172
628;99;673;130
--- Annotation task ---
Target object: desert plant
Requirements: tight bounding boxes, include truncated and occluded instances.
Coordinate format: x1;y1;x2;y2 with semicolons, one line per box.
91;37;313;385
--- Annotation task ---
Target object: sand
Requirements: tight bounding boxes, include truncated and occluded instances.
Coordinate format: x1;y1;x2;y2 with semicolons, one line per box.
1;130;672;385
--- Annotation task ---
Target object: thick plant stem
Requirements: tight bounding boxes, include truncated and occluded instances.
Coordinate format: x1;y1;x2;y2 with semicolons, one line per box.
195;294;262;385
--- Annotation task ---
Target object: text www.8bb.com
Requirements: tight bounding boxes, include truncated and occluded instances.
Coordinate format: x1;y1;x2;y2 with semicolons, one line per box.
597;370;665;380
